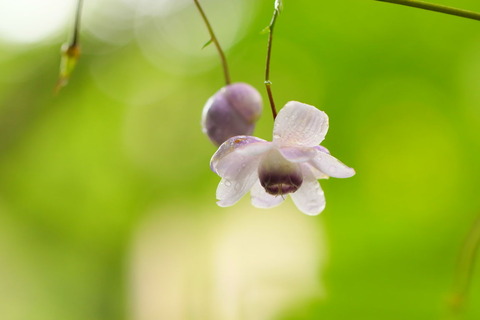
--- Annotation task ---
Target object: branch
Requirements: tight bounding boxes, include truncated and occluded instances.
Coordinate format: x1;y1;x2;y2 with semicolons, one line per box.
193;0;231;85
264;0;283;120
375;0;480;22
55;0;84;93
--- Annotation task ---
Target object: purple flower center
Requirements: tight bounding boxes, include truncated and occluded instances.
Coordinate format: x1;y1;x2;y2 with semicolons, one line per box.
259;171;303;195
258;150;303;196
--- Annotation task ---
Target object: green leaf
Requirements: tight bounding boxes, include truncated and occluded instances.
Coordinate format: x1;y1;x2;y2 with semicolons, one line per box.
202;39;213;49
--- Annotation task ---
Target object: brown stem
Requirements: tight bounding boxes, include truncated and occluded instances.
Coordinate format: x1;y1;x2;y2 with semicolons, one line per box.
71;0;84;47
193;0;231;85
264;1;281;119
375;0;480;22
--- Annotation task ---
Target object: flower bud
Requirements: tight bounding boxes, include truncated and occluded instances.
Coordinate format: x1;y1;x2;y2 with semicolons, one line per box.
201;82;262;146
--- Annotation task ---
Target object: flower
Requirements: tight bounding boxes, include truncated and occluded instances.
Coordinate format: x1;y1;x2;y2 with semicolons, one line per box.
210;101;355;215
202;82;263;146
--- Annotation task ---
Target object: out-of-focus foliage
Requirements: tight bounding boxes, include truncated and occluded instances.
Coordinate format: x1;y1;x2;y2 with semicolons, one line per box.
0;0;479;319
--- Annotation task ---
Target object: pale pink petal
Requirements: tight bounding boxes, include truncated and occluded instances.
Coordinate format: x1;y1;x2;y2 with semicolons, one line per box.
216;162;259;207
250;181;285;209
273;101;329;147
306;165;330;180
236;142;273;156
314;145;330;154
278;146;330;178
210;136;272;177
278;146;317;163
309;149;355;178
290;167;326;215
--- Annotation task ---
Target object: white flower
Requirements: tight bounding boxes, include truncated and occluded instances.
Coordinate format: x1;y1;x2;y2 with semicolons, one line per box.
210;101;355;215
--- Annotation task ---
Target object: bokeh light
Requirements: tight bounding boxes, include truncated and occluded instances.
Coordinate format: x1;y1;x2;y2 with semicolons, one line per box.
0;0;75;44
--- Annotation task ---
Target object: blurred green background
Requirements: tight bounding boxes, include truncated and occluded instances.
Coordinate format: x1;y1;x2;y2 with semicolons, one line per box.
1;0;480;319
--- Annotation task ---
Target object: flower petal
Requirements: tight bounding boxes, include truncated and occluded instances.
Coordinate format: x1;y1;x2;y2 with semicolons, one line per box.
210;136;272;177
306;165;330;180
216;162;259;207
309;149;355;178
314;145;330;154
278;146;317;163
250;181;285;208
290;166;326;215
273;101;329;147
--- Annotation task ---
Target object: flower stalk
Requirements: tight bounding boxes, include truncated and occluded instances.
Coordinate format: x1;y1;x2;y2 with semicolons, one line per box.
193;0;231;85
375;0;480;22
55;0;84;93
264;0;282;120
71;0;83;47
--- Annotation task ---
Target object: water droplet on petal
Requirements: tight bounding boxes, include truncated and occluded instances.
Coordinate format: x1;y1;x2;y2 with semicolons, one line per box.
225;180;232;187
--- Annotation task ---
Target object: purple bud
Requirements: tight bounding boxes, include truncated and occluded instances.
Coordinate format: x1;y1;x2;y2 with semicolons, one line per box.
202;82;262;146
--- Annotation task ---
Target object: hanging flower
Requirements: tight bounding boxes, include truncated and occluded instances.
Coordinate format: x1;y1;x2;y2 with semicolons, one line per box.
210;101;355;215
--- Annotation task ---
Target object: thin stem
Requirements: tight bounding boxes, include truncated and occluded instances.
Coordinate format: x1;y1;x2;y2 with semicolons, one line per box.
71;0;84;47
193;0;231;85
54;0;83;93
450;213;480;316
264;0;282;120
375;0;480;22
